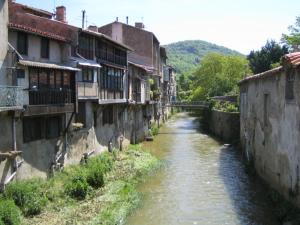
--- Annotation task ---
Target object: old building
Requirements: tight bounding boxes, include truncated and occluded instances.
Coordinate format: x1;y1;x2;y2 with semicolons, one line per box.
0;0;25;188
126;62;152;143
75;26;132;151
239;52;300;207
98;21;162;124
160;47;177;121
0;1;82;181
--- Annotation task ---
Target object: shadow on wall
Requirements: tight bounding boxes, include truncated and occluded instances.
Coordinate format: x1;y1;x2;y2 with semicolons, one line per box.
218;146;281;225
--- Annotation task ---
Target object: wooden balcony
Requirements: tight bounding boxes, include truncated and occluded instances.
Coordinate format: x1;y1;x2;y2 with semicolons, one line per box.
0;86;24;112
24;89;75;116
78;82;99;100
29;89;75;105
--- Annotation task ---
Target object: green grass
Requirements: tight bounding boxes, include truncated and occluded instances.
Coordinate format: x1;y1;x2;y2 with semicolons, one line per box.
19;145;160;225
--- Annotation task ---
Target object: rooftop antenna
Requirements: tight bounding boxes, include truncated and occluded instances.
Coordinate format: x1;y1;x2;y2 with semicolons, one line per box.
82;10;86;29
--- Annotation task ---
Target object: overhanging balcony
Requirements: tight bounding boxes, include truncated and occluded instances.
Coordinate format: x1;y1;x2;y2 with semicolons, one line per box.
0;86;24;112
78;82;99;100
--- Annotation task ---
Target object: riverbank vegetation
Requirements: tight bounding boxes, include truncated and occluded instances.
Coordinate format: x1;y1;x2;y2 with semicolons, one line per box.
0;145;159;225
211;100;239;113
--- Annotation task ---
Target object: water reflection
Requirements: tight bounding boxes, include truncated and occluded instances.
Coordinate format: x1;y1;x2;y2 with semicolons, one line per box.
126;113;279;225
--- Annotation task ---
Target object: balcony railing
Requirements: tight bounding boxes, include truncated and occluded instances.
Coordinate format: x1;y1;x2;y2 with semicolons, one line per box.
29;89;74;105
78;82;99;99
97;50;126;66
0;86;24;111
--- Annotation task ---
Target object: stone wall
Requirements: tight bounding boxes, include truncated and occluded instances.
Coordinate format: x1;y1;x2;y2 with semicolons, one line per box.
209;110;240;143
240;67;300;207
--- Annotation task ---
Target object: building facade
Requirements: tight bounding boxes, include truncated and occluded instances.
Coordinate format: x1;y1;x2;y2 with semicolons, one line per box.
239;52;300;207
0;2;176;183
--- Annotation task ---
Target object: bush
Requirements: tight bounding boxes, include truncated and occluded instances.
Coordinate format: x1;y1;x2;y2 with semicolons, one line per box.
97;152;114;173
212;100;239;112
0;200;21;225
149;124;159;136
4;180;47;217
86;165;104;189
65;174;88;200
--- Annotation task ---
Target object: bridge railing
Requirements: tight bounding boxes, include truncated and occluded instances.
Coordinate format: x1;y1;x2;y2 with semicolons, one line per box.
165;101;210;107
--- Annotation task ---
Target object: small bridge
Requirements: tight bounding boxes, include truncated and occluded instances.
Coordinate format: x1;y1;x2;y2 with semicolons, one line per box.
165;101;209;109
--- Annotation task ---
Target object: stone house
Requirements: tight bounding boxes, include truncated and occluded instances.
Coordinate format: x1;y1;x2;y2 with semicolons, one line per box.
239;52;300;207
0;1;84;182
74;26;132;152
98;21;162;124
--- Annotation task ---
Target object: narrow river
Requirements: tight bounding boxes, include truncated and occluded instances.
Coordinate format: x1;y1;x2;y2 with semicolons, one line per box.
126;113;280;225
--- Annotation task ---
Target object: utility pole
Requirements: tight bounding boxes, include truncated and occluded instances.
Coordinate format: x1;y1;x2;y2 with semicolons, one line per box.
82;10;86;29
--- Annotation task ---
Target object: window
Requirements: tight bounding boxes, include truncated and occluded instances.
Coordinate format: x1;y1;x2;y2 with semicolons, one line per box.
76;102;86;127
46;116;63;139
103;106;114;125
17;69;25;79
78;33;94;60
82;68;94;82
285;70;295;100
41;38;50;59
28;68;72;90
100;66;124;91
23;117;43;142
63;71;71;89
17;32;28;55
39;70;48;89
23;115;63;143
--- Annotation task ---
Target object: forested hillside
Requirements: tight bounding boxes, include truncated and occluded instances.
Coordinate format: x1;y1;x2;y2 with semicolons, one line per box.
164;40;242;75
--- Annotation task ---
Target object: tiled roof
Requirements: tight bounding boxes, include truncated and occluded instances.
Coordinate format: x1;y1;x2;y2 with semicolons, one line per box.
81;29;133;51
9;1;78;43
19;60;80;71
239;52;300;85
9;23;67;42
128;61;154;73
282;52;300;67
238;67;283;85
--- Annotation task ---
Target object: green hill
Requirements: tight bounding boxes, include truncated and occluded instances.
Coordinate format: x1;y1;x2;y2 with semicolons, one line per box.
164;40;242;75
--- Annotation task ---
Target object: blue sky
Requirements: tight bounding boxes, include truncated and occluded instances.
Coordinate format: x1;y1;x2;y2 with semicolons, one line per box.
17;0;300;54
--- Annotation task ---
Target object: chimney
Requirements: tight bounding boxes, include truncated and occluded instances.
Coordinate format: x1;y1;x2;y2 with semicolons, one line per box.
116;17;119;22
135;22;145;29
126;16;128;25
56;6;67;23
88;25;98;32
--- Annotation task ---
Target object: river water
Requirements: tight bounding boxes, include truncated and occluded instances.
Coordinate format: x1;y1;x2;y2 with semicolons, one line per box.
126;113;280;225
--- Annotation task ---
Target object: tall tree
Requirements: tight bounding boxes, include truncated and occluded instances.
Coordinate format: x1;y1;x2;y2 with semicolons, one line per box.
247;40;288;74
190;53;250;100
282;16;300;52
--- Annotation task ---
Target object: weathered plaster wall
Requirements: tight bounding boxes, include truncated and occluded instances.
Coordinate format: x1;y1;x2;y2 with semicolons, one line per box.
209;110;240;143
240;68;300;207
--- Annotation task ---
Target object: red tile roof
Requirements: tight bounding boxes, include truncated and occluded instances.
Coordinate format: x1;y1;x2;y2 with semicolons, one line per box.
8;1;78;43
238;67;283;85
282;52;300;67
239;52;300;85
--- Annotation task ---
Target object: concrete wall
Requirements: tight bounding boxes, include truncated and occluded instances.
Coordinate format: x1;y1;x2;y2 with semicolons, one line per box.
240;67;300;207
0;0;8;84
209;110;240;143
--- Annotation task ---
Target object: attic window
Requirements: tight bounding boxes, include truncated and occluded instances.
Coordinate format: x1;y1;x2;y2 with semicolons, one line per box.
285;69;295;101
